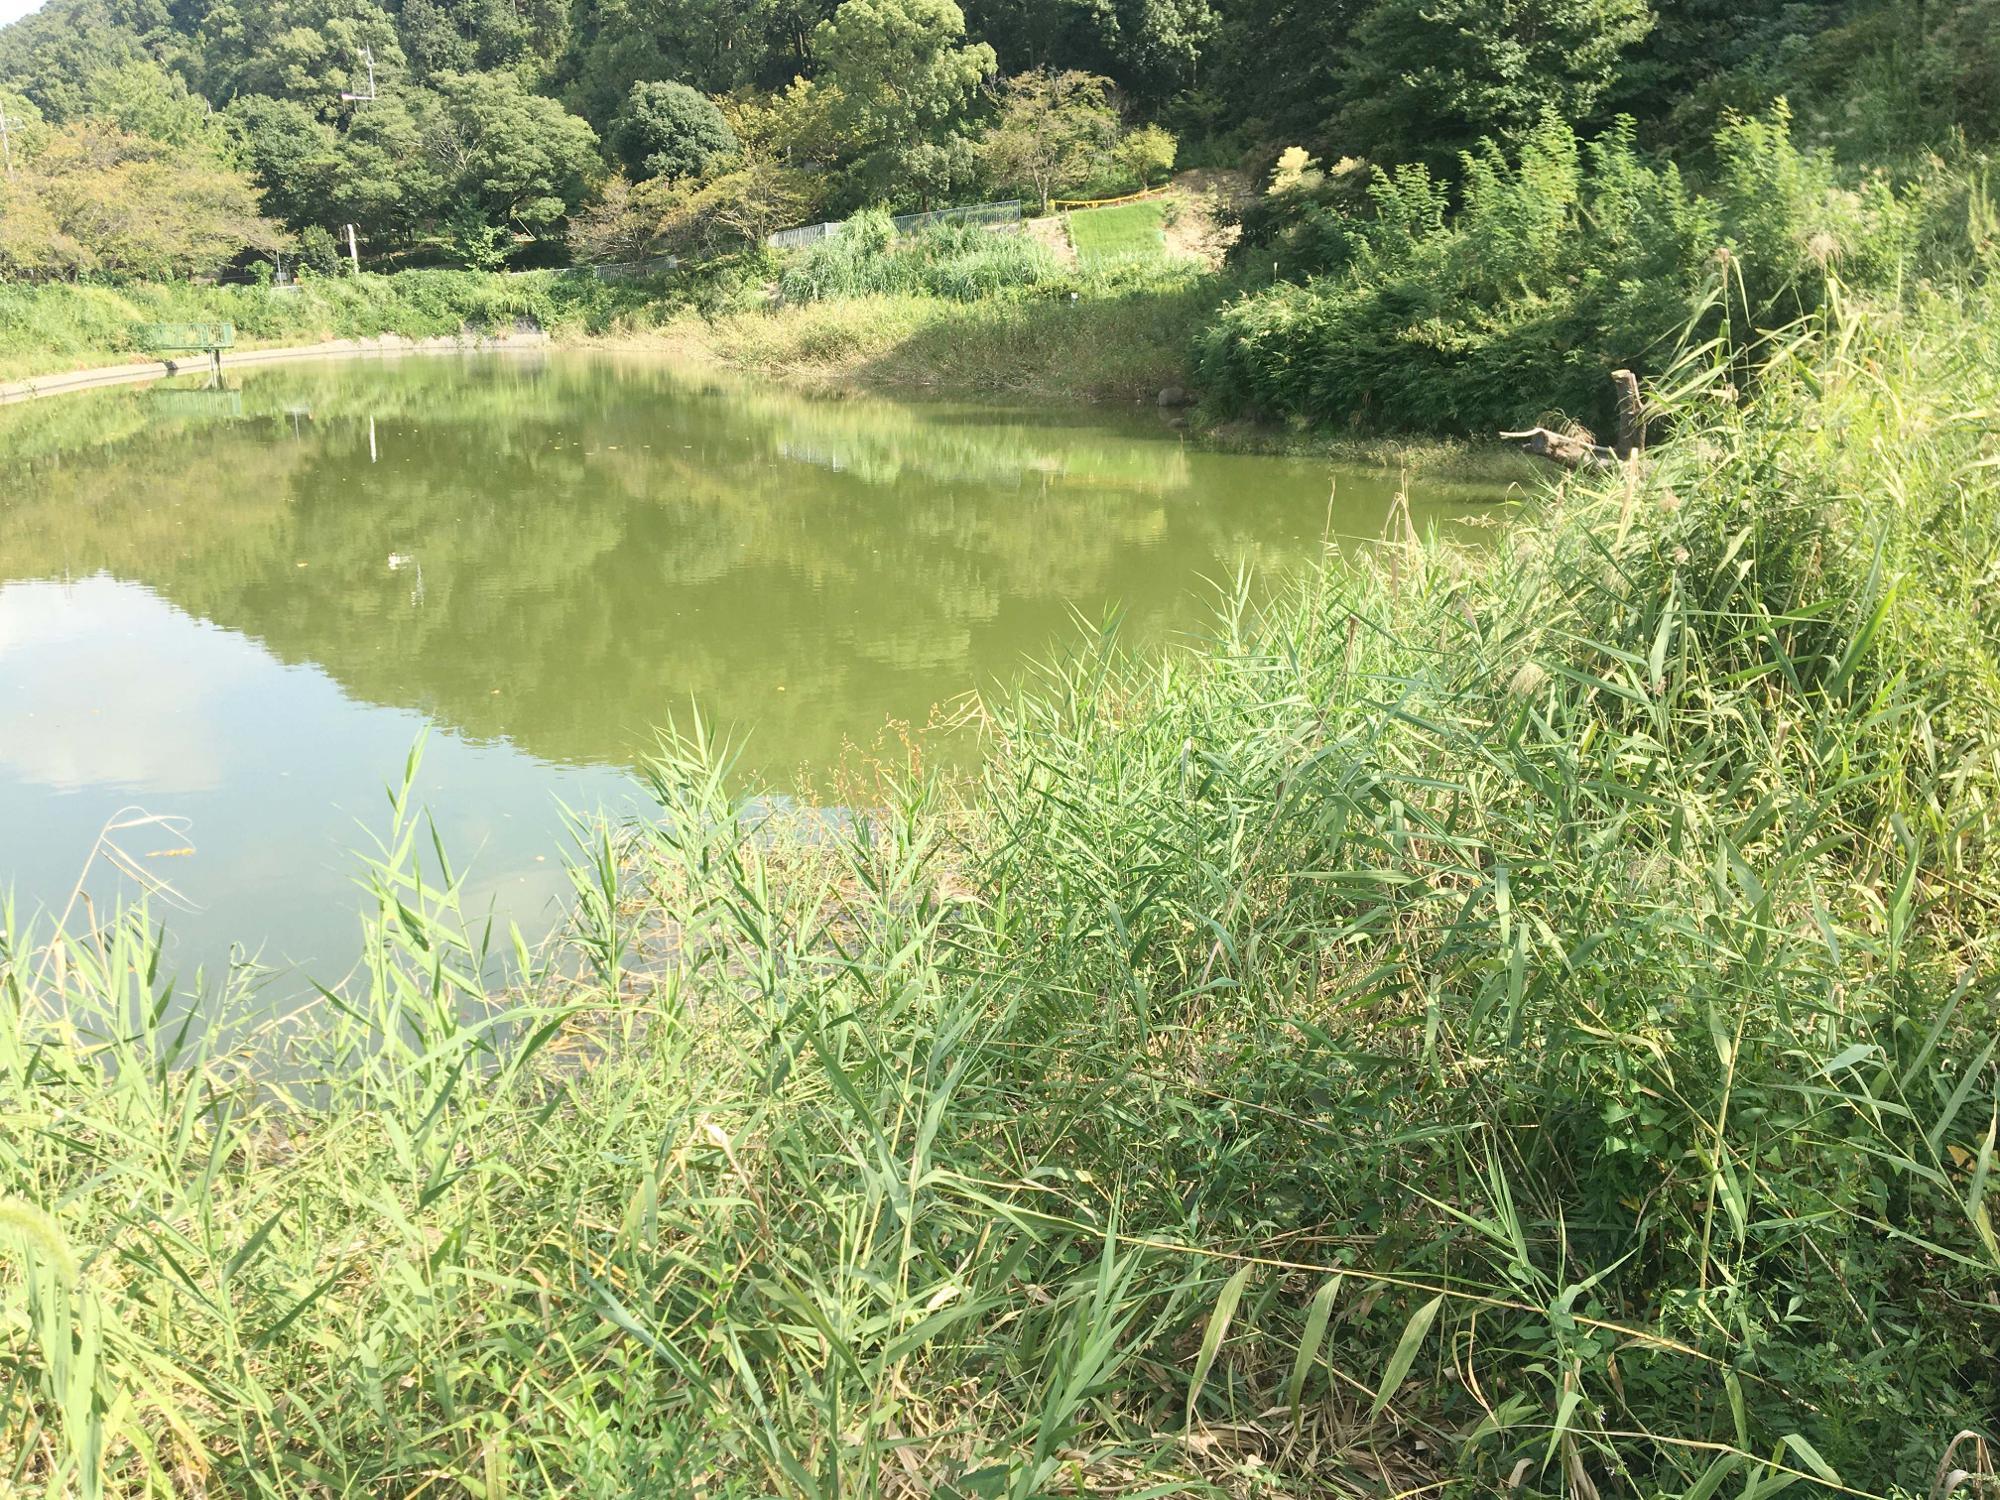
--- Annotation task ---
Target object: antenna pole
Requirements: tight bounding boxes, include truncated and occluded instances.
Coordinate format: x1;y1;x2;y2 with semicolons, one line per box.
338;44;378;103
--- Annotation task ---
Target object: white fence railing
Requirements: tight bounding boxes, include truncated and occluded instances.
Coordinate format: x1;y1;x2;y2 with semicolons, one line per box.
767;199;1024;251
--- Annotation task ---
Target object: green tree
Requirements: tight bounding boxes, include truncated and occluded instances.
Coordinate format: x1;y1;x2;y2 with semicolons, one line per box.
0;119;284;280
566;171;672;262
80;59;219;145
417;71;602;239
898;131;980;208
958;0;1210;107
613;80;738;181
1112;121;1174;188
557;0;831;127
398;0;570;80
814;0;994;204
320;92;439;240
443;201;513;267
1087;0;1211;104
225;93;338;226
722;76;849;181
979;68;1118;211
656;153;810;253
1338;0;1655;172
297;221;342;273
1920;0;2000;144
958;0;1094;75
0;87;51;163
398;0;479;76
0;0;165;121
188;0;406;117
1606;0;1818;150
1195;0;1363;148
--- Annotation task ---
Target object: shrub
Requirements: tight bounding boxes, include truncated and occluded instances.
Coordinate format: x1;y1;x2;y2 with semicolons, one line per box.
298;224;343;277
613;80;739;183
1198;112;1719;432
1196;105;1955;434
1710;99;1916;318
1112;123;1177;189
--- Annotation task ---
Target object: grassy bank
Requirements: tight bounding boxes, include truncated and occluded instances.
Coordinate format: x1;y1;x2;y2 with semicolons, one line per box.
629;274;1217;406
5;281;1997;1496
657;210;1223;406
1066;199;1170;264
2;261;1521;477
0;259;1214;410
0;267;740;383
0;197;1231;416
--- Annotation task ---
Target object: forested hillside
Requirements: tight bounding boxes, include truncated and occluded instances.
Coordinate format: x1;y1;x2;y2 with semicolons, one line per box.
1;0;1993;282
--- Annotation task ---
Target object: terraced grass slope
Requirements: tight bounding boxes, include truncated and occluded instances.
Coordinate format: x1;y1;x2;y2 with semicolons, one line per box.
1065;198;1169;265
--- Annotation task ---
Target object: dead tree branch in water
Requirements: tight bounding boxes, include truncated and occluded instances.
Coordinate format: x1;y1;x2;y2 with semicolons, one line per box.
1503;368;1649;468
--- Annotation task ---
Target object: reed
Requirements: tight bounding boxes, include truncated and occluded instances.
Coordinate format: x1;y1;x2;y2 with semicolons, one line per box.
3;284;1997;1497
776;211;1069;305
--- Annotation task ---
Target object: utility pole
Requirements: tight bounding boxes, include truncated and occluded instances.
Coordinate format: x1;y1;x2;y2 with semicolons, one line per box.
0;101;15;182
333;42;374;276
323;40;375;276
339;45;377;104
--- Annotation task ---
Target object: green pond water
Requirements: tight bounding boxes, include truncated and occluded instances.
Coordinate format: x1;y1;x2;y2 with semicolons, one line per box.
0;351;1506;986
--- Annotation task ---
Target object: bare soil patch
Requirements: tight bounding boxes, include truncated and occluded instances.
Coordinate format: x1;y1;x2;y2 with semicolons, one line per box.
1163;169;1250;266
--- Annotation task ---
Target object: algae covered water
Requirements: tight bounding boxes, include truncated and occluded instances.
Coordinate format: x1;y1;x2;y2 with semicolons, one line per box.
0;352;1501;982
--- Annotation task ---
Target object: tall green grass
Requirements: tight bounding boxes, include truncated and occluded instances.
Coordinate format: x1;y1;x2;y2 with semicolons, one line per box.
689;259;1219;403
1064;199;1170;266
3;286;1998;1496
777;210;1067;305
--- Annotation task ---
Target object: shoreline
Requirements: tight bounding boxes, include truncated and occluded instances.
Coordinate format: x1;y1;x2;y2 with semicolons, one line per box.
0;329;553;405
577;314;1538;485
0;314;1531;484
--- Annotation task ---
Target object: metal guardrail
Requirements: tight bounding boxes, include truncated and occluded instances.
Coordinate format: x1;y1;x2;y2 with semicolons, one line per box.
134;321;237;353
1051;186;1172;211
768;221;837;251
767;200;1024;250
590;256;680;280
151;389;246;418
890;199;1023;233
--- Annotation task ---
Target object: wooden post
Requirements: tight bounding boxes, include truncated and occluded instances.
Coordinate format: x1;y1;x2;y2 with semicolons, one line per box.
1611;369;1645;457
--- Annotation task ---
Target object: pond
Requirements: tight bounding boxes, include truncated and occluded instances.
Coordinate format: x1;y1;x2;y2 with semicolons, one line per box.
0;351;1506;987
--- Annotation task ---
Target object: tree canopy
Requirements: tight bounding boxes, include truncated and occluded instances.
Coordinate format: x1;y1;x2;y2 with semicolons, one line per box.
1338;0;1655;174
0;0;1991;277
0;118;283;279
814;0;994;201
614;79;739;182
